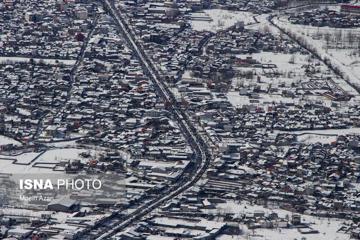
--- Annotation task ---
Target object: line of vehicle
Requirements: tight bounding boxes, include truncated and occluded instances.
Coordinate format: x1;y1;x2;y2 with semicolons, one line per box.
94;1;212;239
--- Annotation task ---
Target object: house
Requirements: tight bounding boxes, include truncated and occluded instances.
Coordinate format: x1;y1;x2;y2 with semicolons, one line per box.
341;4;360;15
47;198;80;213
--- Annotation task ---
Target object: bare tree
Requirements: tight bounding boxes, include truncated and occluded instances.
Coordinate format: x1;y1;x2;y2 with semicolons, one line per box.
334;29;343;49
324;32;331;51
289;54;296;64
347;31;355;48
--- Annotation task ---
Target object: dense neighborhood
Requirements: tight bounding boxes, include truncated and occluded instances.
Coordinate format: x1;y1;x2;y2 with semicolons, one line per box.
0;0;360;239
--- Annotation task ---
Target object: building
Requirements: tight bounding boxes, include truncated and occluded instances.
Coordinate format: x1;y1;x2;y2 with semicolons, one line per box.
284;0;336;8
3;0;14;7
47;198;80;213
341;4;360;15
75;7;88;20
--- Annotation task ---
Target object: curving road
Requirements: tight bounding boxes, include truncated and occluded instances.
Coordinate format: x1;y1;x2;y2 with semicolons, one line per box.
91;1;212;239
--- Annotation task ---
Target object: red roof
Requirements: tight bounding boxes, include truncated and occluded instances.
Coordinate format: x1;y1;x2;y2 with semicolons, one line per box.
341;4;360;9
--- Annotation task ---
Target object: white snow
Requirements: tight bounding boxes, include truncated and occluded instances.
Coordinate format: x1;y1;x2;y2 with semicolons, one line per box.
297;134;337;144
0;148;100;174
278;128;360;136
212;200;350;240
0;135;22;146
273;16;360;96
36;148;96;164
190;9;256;32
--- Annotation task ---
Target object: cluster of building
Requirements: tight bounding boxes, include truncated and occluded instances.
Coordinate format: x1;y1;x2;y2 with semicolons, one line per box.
204;26;300;55
209;0;279;13
0;0;192;180
289;8;360;28
213;0;342;12
0;61;73;141
112;190;333;239
110;1;360;238
121;0;215;82
207;132;360;214
1;0;360;239
0;200;114;239
0;0;95;59
185;25;302;84
0;1;197;239
70;15;192;168
341;4;360;15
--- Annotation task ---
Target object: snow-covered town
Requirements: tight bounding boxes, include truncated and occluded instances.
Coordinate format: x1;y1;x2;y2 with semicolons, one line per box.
0;0;360;239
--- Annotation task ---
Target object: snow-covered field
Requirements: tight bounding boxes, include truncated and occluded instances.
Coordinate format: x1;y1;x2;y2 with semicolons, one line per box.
0;135;22;146
274;128;360;144
36;148;97;164
213;200;350;240
0;148;99;174
236;52;315;73
227;50;337;108
0;152;50;174
296;134;337;144
274;16;360;96
225;13;360;111
279;128;360;136
190;9;256;32
227;91;300;107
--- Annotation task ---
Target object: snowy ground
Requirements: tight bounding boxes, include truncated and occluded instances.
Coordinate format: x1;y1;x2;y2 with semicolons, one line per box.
0;148;100;174
0;153;55;174
227;91;300;107
278;128;360;136
0;135;22;146
190;9;256;32
276;127;360;144
227;51;336;108
296;134;337;144
36;148;97;164
226;13;360;109
236;52;317;73
212;200;350;240
42;140;79;148
274;16;360;96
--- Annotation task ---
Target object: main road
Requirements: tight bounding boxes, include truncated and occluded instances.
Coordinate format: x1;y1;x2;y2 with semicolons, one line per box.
93;1;212;239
